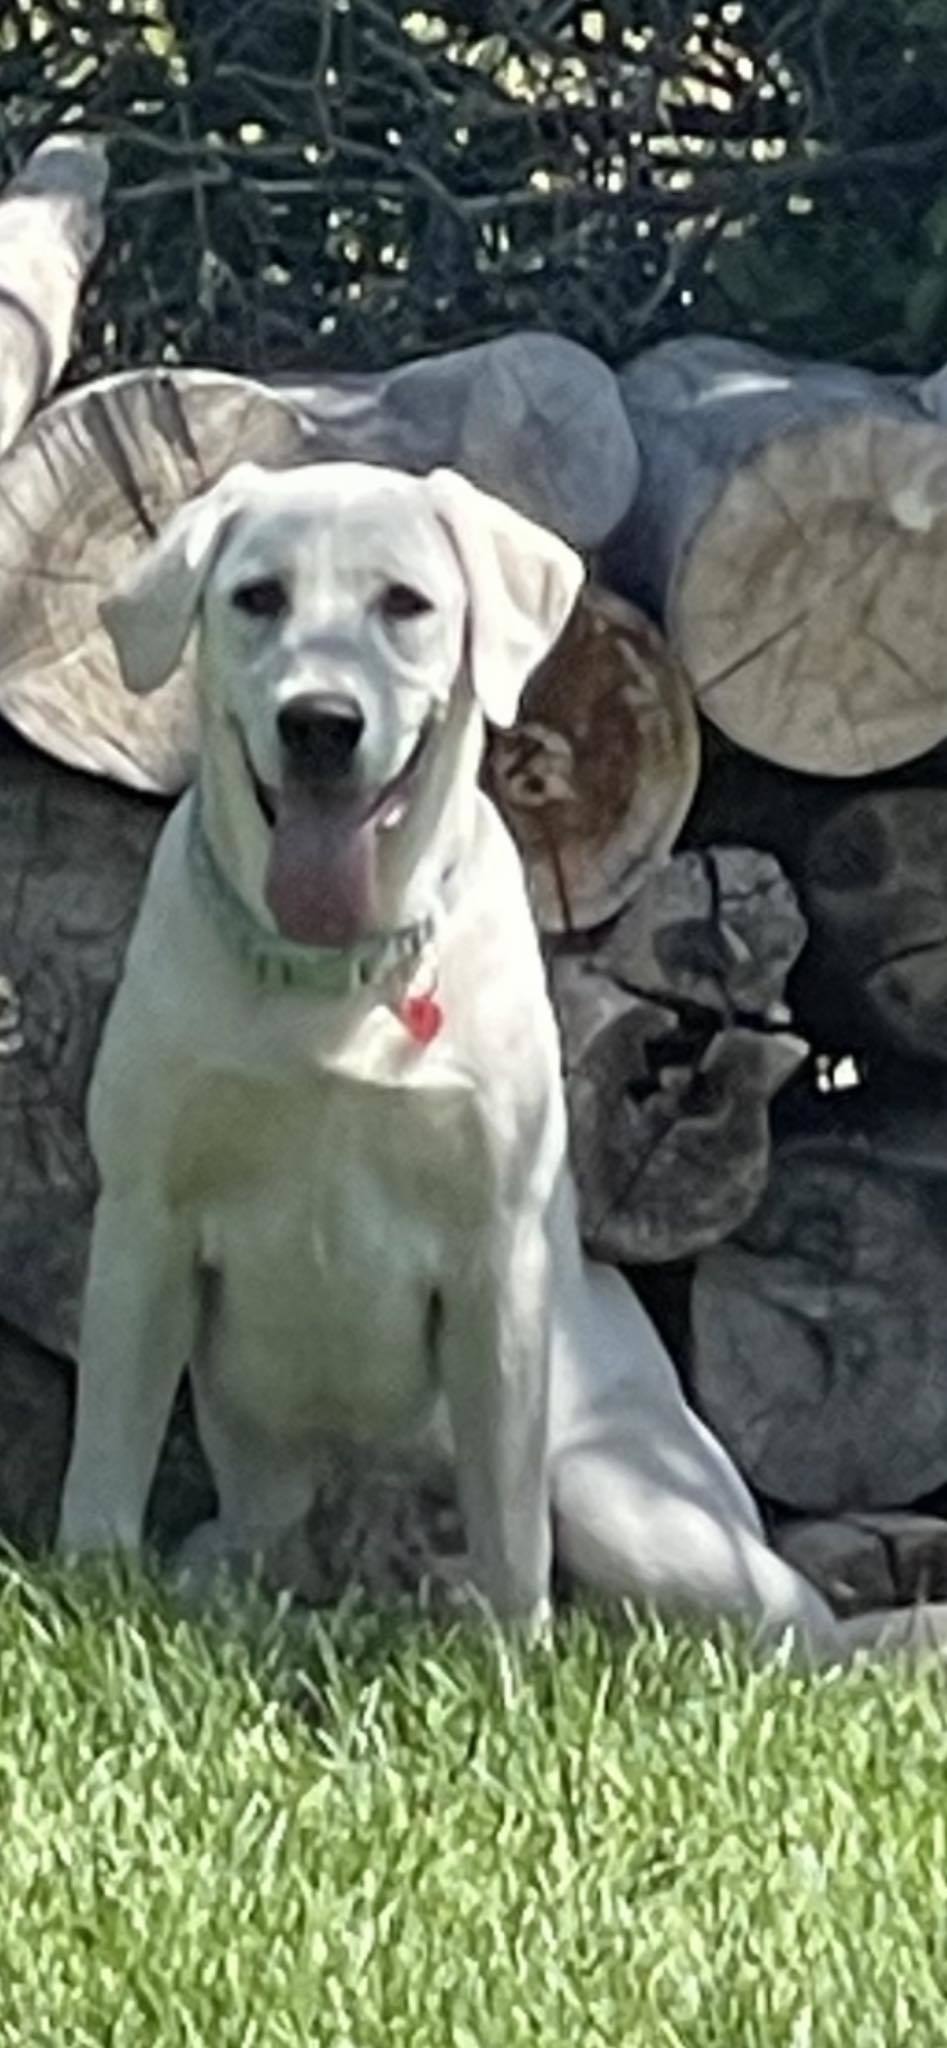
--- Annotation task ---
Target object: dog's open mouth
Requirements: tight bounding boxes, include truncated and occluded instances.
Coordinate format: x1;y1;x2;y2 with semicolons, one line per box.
238;718;435;948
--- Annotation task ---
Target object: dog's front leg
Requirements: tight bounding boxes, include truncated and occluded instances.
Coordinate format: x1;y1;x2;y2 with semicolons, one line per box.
439;1214;553;1629
58;1194;198;1554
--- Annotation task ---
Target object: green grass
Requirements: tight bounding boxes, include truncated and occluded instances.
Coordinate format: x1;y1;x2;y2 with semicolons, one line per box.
0;1560;945;2047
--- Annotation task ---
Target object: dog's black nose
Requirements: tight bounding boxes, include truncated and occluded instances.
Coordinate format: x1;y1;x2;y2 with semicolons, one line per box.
277;692;365;781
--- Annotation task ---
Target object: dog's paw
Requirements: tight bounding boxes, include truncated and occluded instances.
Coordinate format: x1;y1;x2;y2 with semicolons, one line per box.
833;1598;947;1666
57;1516;143;1562
504;1595;554;1647
168;1519;266;1607
443;1581;554;1643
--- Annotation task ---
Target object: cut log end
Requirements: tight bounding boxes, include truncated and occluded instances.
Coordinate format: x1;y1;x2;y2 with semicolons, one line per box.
770;1512;947;1619
672;413;947;776
803;788;947;1063
692;1127;947;1513
0;369;314;792
484;586;700;932
550;845;808;1263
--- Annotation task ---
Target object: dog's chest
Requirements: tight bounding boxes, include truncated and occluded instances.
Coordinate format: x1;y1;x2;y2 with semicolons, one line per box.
169;1064;488;1432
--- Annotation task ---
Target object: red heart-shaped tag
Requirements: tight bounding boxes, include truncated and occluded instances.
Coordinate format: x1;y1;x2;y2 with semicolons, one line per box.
397;993;444;1045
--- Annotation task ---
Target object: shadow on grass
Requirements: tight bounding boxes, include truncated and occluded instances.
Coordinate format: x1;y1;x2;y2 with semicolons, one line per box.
2;1533;908;1762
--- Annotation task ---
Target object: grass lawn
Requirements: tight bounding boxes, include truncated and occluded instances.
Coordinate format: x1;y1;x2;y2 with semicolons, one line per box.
0;1557;945;2047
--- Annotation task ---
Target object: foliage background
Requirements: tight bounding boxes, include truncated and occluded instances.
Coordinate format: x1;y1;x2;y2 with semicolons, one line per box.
1;1;946;384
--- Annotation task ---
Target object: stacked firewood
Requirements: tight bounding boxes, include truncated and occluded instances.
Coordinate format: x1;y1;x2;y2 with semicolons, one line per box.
595;337;947;1527
5;136;947;1585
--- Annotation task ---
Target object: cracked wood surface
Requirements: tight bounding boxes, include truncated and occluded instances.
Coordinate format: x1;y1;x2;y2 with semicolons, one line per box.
484;586;699;932
550;845;808;1263
601;334;947;775
692;1078;947;1511
0;368;313;791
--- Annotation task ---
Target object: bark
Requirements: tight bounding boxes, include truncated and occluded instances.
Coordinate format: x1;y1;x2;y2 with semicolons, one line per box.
0;134;108;458
0;716;167;1355
271;331;640;548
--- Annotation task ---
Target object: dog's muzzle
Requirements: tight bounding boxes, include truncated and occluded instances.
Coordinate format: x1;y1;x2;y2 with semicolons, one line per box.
276;691;365;784
235;701;439;949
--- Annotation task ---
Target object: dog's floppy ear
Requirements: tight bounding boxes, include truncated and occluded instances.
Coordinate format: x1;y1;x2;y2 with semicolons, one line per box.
100;460;266;694
426;467;585;728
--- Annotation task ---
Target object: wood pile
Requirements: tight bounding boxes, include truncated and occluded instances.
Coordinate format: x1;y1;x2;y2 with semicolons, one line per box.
5;137;947;1576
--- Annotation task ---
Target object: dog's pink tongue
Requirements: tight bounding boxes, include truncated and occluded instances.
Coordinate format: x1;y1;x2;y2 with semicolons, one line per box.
264;775;376;946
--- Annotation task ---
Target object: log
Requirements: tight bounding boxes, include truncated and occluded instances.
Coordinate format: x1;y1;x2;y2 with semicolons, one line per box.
271;331;640;547
691;1090;947;1512
918;361;947;426
0;716;167;1355
0;135;108;458
0;1314;214;1559
146;1382;217;1554
770;1511;947;1618
265;1436;467;1607
599;333;947;776
0;338;637;798
802;788;947;1063
0;368;313;792
681;737;947;1059
483;585;699;931
549;845;808;1263
0;1320;71;1553
683;724;850;875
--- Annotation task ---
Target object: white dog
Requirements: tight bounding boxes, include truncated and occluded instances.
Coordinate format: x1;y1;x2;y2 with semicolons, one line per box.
57;459;944;1662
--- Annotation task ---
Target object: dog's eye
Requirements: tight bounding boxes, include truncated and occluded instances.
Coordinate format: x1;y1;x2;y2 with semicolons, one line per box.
232;578;287;620
380;583;433;622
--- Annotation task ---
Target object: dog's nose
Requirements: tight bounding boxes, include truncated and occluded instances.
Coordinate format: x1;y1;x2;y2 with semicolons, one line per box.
276;692;365;781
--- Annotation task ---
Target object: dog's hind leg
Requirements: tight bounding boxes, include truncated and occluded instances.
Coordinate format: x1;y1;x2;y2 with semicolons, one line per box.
549;1257;842;1658
552;1429;840;1655
551;1273;947;1665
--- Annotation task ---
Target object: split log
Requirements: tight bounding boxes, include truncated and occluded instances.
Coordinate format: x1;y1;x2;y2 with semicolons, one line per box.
691;1089;947;1512
770;1511;947;1618
802;788;947;1063
0;716;167;1355
272;330;640;547
483;586;699;931
682;739;947;1059
549;845;808;1263
0;368;312;791
599;333;947;776
0;134;108;458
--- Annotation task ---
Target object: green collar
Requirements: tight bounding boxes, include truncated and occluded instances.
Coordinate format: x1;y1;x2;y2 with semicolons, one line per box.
187;799;435;996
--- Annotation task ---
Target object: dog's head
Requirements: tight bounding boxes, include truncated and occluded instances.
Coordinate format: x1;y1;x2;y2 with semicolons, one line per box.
101;461;583;945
